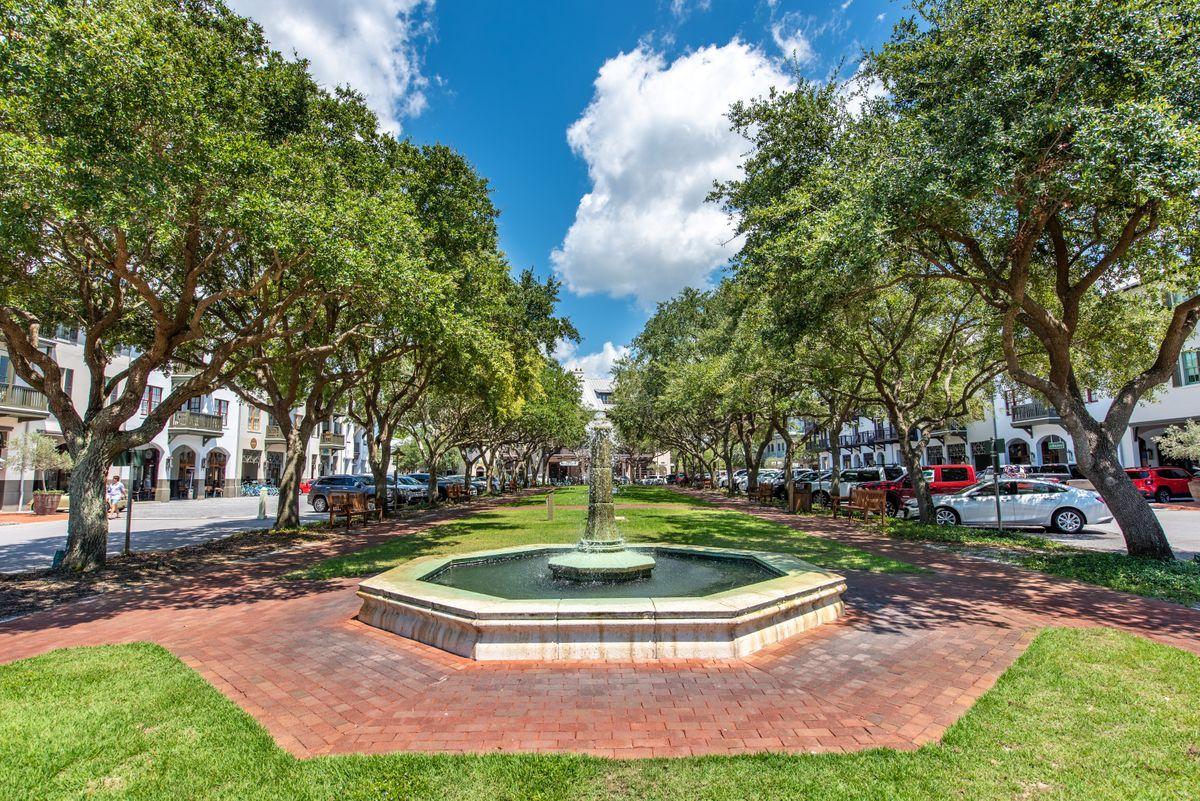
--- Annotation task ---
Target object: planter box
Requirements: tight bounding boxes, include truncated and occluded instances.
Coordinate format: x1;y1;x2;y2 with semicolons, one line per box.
32;493;63;515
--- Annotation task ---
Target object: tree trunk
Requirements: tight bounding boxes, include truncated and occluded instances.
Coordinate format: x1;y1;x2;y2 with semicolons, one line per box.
829;426;842;499
427;456;440;504
1061;411;1174;559
61;439;112;572
463;452;476;497
897;432;933;523
722;446;736;498
783;436;795;510
371;458;390;518
276;428;310;530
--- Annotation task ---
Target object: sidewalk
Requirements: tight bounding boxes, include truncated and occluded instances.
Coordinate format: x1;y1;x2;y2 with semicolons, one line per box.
0;496;323;574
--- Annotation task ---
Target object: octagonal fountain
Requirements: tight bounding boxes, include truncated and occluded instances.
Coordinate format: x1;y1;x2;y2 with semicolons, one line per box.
356;416;846;661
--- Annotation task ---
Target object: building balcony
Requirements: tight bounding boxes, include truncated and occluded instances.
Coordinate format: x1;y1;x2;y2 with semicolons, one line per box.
0;383;50;419
874;425;900;443
1011;401;1062;427
265;424;284;444
169;410;223;438
319;431;345;450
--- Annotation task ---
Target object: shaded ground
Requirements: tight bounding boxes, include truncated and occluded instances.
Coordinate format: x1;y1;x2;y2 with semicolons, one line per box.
0;496;327;574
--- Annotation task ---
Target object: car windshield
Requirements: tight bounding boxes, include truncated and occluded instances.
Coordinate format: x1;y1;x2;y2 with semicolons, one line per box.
1126;470;1150;479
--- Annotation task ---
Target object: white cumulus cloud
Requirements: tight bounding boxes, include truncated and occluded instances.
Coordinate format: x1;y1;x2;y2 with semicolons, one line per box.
770;18;816;64
551;41;792;307
554;340;631;379
227;0;432;133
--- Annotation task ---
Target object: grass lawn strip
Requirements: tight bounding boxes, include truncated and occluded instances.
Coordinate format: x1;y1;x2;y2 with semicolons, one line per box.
1;629;1197;799
886;518;1200;607
292;485;920;581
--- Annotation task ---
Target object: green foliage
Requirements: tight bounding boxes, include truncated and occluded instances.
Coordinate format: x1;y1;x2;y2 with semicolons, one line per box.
1019;551;1200;607
3;629;1198;799
4;432;71;475
1156;420;1200;462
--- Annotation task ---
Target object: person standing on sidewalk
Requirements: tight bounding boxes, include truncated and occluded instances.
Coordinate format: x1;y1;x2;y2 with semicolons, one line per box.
105;475;126;520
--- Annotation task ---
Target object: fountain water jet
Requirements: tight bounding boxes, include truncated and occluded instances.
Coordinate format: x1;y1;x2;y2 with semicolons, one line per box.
546;414;656;581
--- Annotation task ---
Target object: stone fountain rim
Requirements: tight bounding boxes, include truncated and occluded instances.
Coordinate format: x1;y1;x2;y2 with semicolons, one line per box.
356;542;845;621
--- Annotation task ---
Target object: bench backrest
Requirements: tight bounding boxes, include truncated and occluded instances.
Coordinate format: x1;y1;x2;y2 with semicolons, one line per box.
328;490;371;512
848;487;887;512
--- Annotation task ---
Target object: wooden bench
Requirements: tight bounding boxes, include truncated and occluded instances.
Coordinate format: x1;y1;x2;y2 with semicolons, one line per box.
446;482;471;501
327;490;377;528
835;487;888;521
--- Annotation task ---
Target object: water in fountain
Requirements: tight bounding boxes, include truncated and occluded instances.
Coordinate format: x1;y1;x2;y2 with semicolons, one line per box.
546;414;657;581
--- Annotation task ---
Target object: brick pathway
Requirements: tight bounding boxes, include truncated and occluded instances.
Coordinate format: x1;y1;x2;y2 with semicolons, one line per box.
2;492;1198;759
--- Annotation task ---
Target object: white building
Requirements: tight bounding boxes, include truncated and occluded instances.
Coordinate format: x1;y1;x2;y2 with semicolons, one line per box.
0;327;367;509
799;336;1200;474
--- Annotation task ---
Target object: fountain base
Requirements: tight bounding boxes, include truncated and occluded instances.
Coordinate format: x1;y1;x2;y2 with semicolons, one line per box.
546;548;657;582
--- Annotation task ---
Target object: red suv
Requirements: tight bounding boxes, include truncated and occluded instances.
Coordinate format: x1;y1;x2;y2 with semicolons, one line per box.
1125;467;1194;503
858;464;977;516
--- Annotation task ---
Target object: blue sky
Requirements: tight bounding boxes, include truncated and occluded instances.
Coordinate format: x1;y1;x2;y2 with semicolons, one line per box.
230;0;896;375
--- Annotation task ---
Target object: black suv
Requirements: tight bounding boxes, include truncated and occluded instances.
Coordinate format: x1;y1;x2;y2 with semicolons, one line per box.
307;474;372;512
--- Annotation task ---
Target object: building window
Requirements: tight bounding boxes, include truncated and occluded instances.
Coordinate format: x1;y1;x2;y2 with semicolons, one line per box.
595;391;612;405
187;396;203;413
1181;350;1200;386
1085;388;1097;403
61;367;73;396
215;399;229;424
142;385;162;415
247;407;261;431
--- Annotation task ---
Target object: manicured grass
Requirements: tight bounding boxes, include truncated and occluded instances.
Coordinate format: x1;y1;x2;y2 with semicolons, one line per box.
1021;552;1200;607
885;518;1200;606
2;629;1198;799
292;485;919;580
885;518;1072;551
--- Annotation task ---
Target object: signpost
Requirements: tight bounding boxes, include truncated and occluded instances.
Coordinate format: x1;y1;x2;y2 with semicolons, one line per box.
990;387;1004;531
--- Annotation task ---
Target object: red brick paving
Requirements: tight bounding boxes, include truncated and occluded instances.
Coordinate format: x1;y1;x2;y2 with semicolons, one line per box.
1;492;1198;759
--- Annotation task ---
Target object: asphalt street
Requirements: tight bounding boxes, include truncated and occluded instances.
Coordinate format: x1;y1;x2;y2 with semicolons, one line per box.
0;496;324;573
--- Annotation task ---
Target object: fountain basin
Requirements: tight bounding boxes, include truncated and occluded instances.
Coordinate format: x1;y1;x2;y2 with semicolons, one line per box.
356;543;846;661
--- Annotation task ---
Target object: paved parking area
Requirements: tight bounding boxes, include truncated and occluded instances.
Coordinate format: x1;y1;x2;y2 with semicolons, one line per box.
1049;504;1200;560
0;496;324;573
2;496;1197;758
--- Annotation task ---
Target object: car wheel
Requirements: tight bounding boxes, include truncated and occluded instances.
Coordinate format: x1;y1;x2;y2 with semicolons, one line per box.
1051;507;1085;534
812;490;831;507
934;507;960;526
311;495;327;513
1155;487;1172;503
885;497;899;517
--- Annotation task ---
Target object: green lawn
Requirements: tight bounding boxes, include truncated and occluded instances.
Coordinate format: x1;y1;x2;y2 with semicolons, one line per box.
292;485;920;580
886;518;1200;606
2;629;1198;799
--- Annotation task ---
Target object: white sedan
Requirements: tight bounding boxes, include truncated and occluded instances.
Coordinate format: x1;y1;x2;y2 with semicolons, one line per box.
903;478;1113;533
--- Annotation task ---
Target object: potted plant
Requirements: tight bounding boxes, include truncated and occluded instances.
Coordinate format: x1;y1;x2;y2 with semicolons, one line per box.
5;432;73;514
1156;421;1200;501
31;489;65;515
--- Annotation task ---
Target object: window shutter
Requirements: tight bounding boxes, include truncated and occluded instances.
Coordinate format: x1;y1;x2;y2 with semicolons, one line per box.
1171;356;1183;388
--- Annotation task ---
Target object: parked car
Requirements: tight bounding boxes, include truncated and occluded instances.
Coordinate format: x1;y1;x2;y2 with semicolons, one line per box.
810;466;906;507
392;474;427;503
1125;466;1195;503
903;478;1112;533
442;474;483;496
306;474;372;513
857;464;976;516
735;468;782;493
1026;463;1086;483
772;469;822;499
718;469;747;489
407;472;453;500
